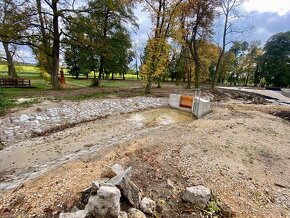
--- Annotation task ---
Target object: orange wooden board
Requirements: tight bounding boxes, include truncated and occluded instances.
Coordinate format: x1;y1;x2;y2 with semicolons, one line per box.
179;95;193;108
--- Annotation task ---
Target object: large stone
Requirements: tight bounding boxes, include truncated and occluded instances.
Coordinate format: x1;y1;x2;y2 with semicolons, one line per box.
120;178;142;208
182;185;211;207
127;208;146;218
85;185;121;217
118;211;128;218
108;167;142;208
59;210;89;218
111;163;124;175
101;164;124;178
108;166;132;185
140;197;156;215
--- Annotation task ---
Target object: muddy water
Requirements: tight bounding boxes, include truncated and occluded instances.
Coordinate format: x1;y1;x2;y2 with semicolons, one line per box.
0;108;192;190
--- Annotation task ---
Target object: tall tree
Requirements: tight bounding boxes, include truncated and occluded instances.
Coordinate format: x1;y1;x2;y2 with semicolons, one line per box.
141;0;183;93
88;0;137;85
262;31;290;87
180;0;218;88
229;40;248;85
0;0;30;77
211;0;243;89
30;0;87;89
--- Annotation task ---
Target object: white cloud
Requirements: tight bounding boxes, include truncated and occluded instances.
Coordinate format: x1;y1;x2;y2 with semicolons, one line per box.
242;0;290;15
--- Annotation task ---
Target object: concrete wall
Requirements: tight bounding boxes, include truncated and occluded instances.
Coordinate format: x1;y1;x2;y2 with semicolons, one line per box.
169;94;211;118
192;97;211;118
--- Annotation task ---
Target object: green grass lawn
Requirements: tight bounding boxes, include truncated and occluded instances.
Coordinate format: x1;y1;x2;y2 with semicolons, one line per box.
0;64;141;114
0;64;139;98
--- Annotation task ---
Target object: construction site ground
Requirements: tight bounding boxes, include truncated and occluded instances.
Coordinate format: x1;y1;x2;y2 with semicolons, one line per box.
0;86;290;218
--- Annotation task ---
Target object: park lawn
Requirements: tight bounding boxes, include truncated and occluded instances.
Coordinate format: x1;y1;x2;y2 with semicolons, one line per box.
0;64;139;98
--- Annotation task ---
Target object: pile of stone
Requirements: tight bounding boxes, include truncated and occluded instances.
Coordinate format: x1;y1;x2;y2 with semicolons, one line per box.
59;164;156;218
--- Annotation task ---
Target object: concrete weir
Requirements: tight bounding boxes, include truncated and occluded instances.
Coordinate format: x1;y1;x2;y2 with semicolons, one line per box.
169;94;211;118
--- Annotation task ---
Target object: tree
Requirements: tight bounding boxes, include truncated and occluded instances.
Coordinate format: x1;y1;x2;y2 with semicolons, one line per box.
87;0;137;85
63;15;98;79
242;42;262;86
217;51;235;84
180;0;218;88
141;0;183;93
29;0;88;89
0;0;30;77
229;40;248;85
211;0;243;89
262;31;290;87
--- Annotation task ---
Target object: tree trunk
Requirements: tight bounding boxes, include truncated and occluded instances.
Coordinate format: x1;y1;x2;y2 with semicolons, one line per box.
99;56;104;80
245;72;250;86
145;78;152;94
111;72;114;80
3;41;18;78
194;61;200;88
157;77;161;88
211;10;228;90
36;0;53;77
51;0;60;89
122;72;125;80
187;64;192;89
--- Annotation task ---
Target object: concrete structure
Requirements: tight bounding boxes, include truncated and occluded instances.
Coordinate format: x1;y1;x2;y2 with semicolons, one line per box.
169;94;211;118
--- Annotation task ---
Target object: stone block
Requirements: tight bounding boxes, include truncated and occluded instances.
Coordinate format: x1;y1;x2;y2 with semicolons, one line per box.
85;185;121;217
59;210;89;218
182;185;211;208
140;197;156;215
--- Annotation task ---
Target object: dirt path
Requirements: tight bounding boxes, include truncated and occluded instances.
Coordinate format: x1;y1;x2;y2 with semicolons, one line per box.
0;108;192;190
219;86;290;103
0;99;290;217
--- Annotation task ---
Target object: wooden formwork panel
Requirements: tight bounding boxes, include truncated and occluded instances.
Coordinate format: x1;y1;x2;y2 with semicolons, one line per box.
179;95;193;108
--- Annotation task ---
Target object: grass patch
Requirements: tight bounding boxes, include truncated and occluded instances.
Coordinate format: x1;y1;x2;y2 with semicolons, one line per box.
63;92;109;101
0;92;14;115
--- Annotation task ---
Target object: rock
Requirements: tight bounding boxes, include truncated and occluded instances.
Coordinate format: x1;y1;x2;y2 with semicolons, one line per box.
91;181;100;194
85;185;121;217
119;177;142;208
70;206;80;213
19;114;29;122
127;208;146;218
59;210;89;218
99;177;110;184
182;185;211;208
140;197;156;215
101;167;118;179
101;164;124;178
108;166;132;185
111;163;125;175
118;211;128;218
108;167;142;208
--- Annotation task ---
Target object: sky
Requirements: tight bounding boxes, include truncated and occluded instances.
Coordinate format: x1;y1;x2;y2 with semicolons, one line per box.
1;0;290;63
133;0;290;46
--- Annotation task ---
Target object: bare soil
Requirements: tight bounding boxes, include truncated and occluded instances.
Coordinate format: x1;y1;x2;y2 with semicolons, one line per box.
0;88;290;218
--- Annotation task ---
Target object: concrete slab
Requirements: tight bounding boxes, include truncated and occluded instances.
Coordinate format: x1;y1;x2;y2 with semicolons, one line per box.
169;94;211;118
169;94;181;109
193;97;211;118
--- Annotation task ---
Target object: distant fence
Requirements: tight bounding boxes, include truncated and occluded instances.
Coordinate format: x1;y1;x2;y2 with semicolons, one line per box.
0;78;31;87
